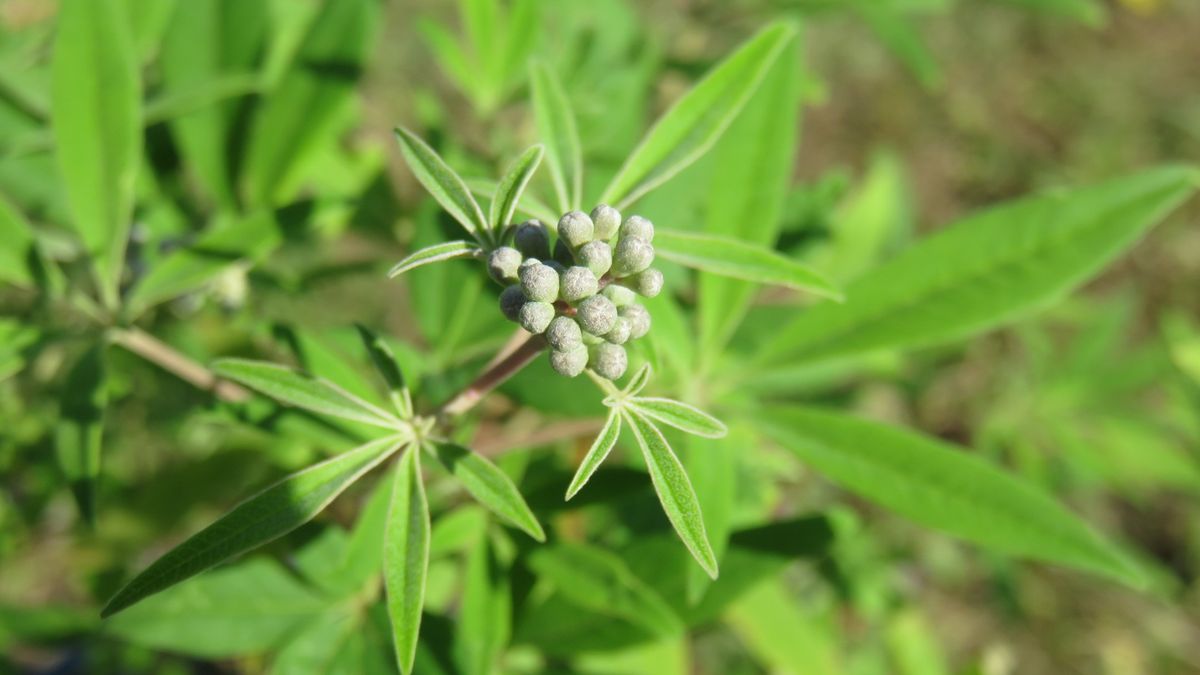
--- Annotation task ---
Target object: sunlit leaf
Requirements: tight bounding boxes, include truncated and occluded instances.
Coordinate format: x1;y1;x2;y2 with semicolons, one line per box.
384;447;430;675
599;21;796;209
530;61;582;212
489;144;544;232
758;406;1146;587
623;409;718;579
656;229;841;300
214;358;400;429
394;127;490;241
102;436;405;617
565;409;622;500
628;397;727;439
388;241;483;278
430;443;545;541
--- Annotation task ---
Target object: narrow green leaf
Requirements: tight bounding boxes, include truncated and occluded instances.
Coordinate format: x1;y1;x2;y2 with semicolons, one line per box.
468;178;558;225
456;532;511;675
384;447;430;675
628;397;728;439
623;410;718;579
107;558;328;658
388;241;482;278
431;444;545;541
599;21;796;209
144;73;262;126
758;166;1200;366
0;196;39;288
213;358;400;429
243;0;377;206
565;410;622;500
355;324;413;418
622;363;653;397
489;144;545;231
51;0;141;309
54;344;108;525
526;542;683;637
683;432;738;605
127;210;279;313
656;229;842;300
394;127;490;241
757;406;1146;586
101;436;405;617
529;61;582;212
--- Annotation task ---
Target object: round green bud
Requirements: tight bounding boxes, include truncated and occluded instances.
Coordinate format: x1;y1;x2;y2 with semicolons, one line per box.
602;284;637;307
513;221;551;259
612;235;654;277
619;303;651;339
519;260;559;303
589;343;628;380
518;301;555;334
487;247;522;284
545;315;583;351
550;344;588;377
604;317;632;345
545;259;566;275
499;285;525;322
559;266;599;303
632;268;663;297
619;215;654;242
577;240;612;277
576;294;618;336
557;211;594;249
591;204;622;240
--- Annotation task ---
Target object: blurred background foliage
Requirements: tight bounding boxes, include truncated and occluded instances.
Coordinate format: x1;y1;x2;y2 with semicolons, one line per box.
1;0;1199;673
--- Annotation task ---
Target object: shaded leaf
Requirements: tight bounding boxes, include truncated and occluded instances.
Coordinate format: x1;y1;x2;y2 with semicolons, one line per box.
356;324;414;418
530;61;582;212
54;344;108;525
102;436;405;617
456;532;510;675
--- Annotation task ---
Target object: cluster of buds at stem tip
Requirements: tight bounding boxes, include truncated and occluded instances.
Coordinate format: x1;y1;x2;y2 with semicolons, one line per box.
492;204;661;379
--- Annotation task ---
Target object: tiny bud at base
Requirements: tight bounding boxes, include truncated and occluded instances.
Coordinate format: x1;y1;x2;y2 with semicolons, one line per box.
488;247;523;284
499;285;525;322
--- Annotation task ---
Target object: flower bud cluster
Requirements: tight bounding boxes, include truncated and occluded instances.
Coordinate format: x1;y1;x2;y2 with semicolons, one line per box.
490;204;662;379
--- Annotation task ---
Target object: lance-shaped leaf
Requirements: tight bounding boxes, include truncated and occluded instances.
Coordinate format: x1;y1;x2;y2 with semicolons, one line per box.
527;542;683;638
468;178;558;225
395;127;490;242
54;344;108;525
430;443;545;542
655;229;842;301
385;447;430;675
622;363;653;397
101;435;405;617
51;0;141;309
757;406;1146;587
623;410;719;579
530;61;582;213
599;21;796;209
355;324;413;418
214;358;400;429
565;409;622;500
757;166;1200;366
457;531;511;675
628;397;728;439
489;144;544;231
388;240;483;278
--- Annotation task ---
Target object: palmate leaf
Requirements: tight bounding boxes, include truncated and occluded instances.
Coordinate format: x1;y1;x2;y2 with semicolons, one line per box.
489;144;545;231
395;127;490;243
599;21;797;209
757;406;1146;587
384;446;429;675
430;443;545;541
655;229;842;300
530;61;582;213
388;241;483;278
623;409;719;579
565;409;622;500
51;0;141;309
757;166;1200;366
627;397;728;439
214;358;400;429
102;435;406;618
